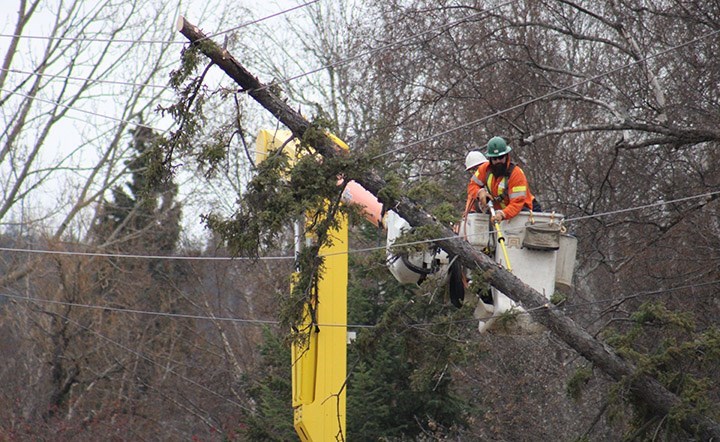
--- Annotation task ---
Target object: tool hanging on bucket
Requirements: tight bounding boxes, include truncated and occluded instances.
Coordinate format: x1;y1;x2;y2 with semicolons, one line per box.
487;200;512;272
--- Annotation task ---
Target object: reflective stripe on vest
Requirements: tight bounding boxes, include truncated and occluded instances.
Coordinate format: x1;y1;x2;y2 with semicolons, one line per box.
509;185;527;199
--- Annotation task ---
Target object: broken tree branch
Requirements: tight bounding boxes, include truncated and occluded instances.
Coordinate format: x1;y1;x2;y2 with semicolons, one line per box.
176;16;720;439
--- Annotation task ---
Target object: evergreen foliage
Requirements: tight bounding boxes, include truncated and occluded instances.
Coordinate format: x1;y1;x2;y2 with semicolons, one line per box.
602;302;720;439
239;327;296;441
346;251;471;439
93;125;182;255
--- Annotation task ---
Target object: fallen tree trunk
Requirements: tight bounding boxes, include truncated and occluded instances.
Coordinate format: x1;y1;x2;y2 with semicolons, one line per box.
176;16;720;439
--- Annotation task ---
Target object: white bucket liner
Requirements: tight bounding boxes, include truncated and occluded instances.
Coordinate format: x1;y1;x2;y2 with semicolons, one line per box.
457;212;492;247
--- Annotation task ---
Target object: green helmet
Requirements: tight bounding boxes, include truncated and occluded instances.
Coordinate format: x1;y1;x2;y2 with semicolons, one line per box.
486;136;512;157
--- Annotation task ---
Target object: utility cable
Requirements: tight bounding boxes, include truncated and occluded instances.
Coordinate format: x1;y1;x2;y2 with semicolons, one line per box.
2;2;511;97
374;27;720;159
200;0;321;43
560;279;720;312
0;67;171;90
51;311;252;412
0;189;717;261
0;3;507;136
249;1;517;92
0;245;292;261
4;3;715;166
0;292;373;329
0;1;320;46
3;278;718;330
0;87;168;133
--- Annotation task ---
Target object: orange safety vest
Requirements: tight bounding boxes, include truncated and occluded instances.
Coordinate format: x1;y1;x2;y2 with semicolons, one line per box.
467;162;535;220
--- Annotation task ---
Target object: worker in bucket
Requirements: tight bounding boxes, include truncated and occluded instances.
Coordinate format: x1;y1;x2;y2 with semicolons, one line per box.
467;136;541;222
463;150;488;214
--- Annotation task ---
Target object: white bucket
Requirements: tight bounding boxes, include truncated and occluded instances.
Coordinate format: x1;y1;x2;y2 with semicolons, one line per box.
459;213;491;247
555;233;577;289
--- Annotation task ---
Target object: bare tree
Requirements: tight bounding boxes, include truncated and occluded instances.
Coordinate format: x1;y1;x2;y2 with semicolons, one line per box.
0;0;271;438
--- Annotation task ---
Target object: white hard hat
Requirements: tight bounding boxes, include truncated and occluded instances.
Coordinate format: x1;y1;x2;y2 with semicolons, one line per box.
465;151;487;170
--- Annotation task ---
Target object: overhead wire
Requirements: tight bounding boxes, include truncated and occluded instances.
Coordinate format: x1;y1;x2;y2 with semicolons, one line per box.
0;67;171;90
6;1;716;168
1;4;717;320
0;0;320;46
3;4;718;416
0;86;169;134
52;311;253;412
248;1;518;92
0;189;717;333
0;189;717;261
0;292;280;326
560;279;720;313
200;0;321;43
2;276;717;331
373;27;720;159
0;245;291;261
0;1;513;131
0;0;322;132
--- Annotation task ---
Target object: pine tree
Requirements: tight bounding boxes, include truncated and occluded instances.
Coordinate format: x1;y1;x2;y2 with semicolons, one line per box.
346;251;470;440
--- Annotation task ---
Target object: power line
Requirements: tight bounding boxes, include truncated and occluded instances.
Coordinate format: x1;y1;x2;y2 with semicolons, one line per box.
4;3;715;164
0;87;168;133
0;1;320;46
0;246;291;261
560;279;720;312
0;32;180;46
201;0;321;43
322;190;720;258
373;27;720;159
3;277;717;331
0;3;509;137
1;3;508;99
251;1;517;92
54;312;252;412
0;2;324;102
0;67;171;90
0;292;372;329
11;0;711;174
0;292;277;325
0;189;717;261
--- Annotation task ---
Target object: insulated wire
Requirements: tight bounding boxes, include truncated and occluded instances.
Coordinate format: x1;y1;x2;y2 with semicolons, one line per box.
373;27;720;159
53;311;252;412
0;189;717;261
248;1;517;92
0;67;171;90
0;0;320;45
201;0;321;43
0;86;168;134
0;1;513;125
2;278;717;330
320;189;720;258
5;2;714;164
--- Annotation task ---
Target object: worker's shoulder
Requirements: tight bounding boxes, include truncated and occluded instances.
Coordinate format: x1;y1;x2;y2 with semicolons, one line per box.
509;162;525;173
476;161;490;176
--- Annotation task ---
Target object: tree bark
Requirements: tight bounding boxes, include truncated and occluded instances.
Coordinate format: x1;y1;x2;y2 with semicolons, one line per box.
176;16;720;439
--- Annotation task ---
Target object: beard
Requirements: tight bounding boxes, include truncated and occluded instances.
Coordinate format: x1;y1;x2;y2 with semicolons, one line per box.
490;161;508;176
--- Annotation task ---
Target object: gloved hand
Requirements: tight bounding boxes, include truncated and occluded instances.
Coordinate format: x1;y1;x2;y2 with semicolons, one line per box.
491;209;504;223
476;188;490;208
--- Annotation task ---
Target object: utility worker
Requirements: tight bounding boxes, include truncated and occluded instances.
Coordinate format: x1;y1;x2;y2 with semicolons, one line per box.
467;136;541;223
463;151;488;214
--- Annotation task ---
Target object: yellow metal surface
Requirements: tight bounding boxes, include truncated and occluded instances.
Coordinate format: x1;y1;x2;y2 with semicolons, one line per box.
256;129;348;442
